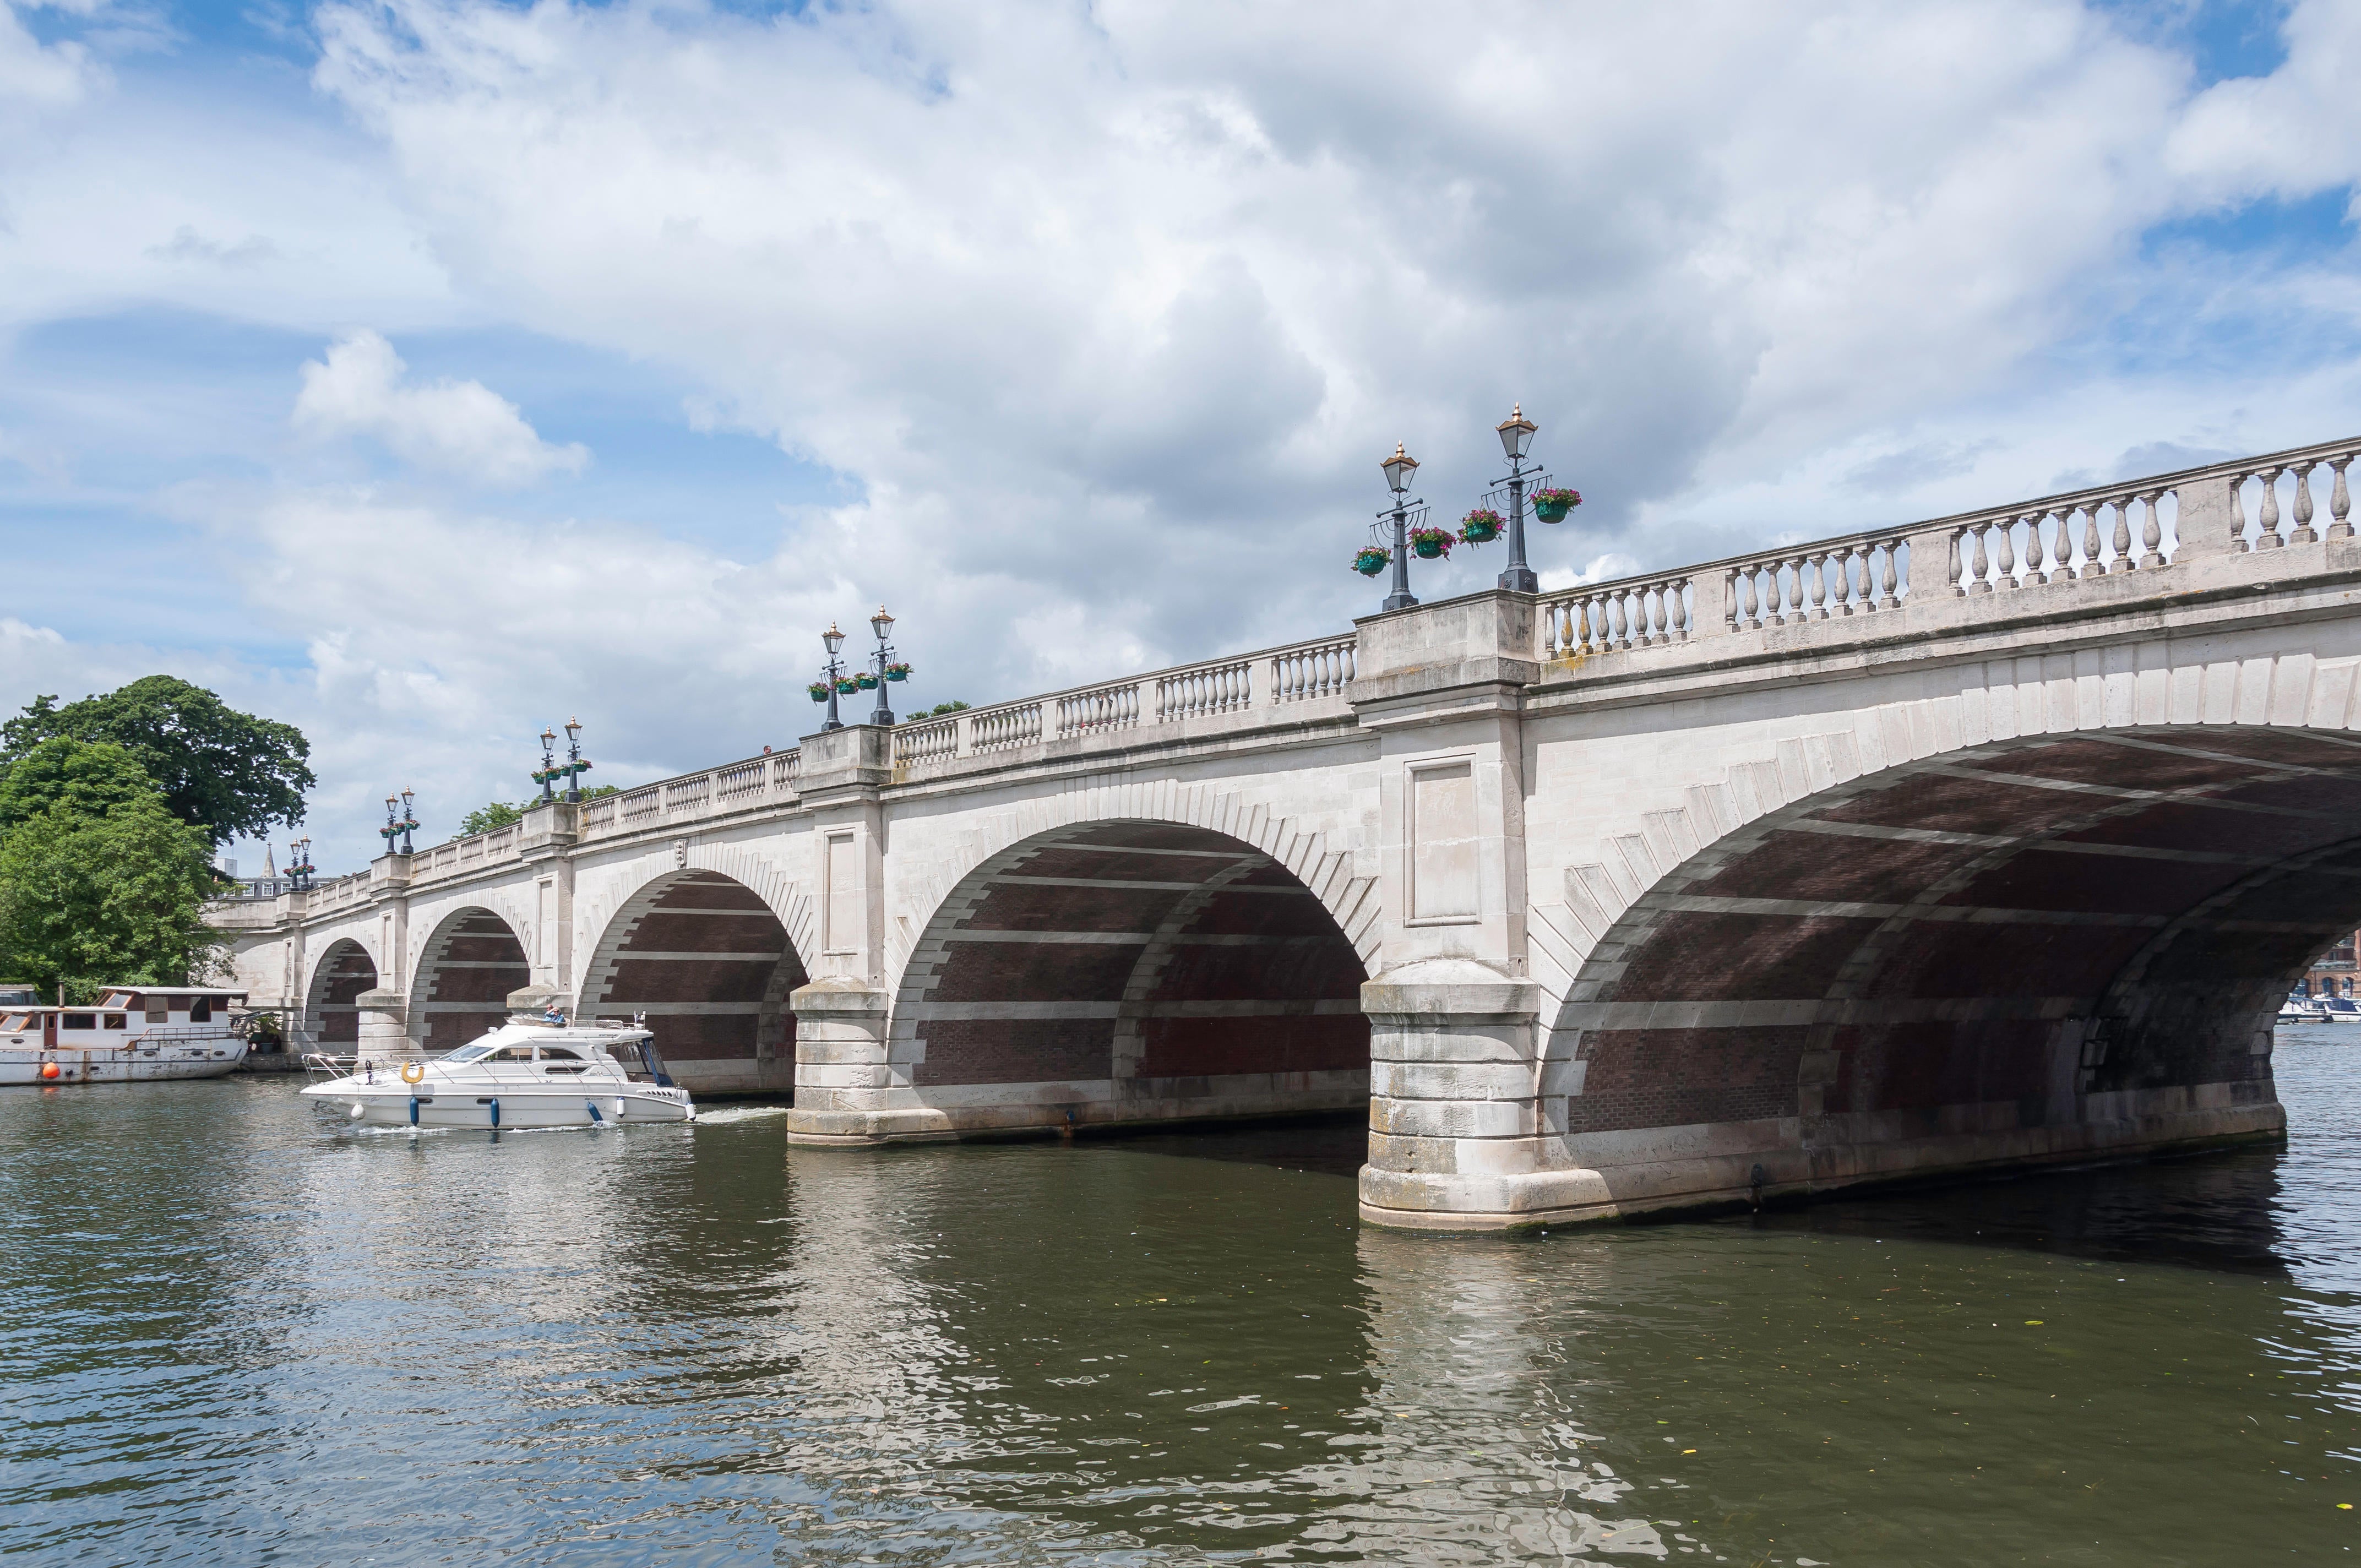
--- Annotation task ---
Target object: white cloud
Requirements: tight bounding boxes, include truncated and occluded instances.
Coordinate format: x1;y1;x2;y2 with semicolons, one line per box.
0;1;101;111
292;329;589;486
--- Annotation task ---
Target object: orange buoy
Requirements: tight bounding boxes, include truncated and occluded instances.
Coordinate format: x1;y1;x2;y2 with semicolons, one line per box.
39;1061;60;1080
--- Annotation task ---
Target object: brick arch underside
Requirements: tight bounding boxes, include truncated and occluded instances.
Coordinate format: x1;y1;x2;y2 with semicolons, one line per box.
413;908;530;1049
306;939;377;1047
1559;726;2361;1163
895;821;1369;1124
583;869;806;1095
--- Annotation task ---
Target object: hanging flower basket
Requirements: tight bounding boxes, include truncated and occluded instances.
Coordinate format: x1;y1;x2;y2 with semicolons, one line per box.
1532;487;1582;524
884;662;912;682
856;672;880;690
1353;546;1391;576
1459;509;1504;546
808;682;830;703
1408;526;1455;559
835;678;860;695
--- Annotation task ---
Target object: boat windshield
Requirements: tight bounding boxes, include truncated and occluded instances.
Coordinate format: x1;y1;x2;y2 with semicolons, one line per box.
442;1043;500;1063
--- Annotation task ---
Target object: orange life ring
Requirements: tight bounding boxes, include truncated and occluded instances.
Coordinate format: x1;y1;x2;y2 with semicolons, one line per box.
399;1060;426;1085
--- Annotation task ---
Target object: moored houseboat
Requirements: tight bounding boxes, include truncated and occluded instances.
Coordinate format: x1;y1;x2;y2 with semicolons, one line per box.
0;988;251;1085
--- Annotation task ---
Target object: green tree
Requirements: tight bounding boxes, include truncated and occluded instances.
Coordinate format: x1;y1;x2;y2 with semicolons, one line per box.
0;796;222;1002
923;700;971;717
2;677;315;846
460;801;526;836
0;738;158;834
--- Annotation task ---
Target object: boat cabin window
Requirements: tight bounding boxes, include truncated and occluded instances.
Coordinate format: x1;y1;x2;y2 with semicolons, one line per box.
103;1014;126;1030
486;1046;536;1063
144;996;167;1022
442;1043;498;1063
1;1014;26;1032
537;1047;583;1060
186;997;211;1023
62;1014;95;1030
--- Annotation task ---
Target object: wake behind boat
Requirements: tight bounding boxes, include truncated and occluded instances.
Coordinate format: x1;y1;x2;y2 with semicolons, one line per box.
301;1016;694;1129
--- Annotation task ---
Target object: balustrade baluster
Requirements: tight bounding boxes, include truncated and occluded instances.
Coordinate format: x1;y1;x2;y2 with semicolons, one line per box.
1878;542;1898;609
1948;530;1967;596
2332;458;2354;541
1992;518;2016;590
2107;497;2131;571
1740;567;1760;629
1650;585;1669;644
2229;473;2250;552
2257;469;2283;550
2016;511;2043;585
2141;491;2164;565
1967;525;1991;596
2292;462;2319;545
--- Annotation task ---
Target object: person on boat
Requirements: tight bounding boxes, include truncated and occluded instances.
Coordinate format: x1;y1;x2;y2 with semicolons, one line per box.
542;1005;567;1026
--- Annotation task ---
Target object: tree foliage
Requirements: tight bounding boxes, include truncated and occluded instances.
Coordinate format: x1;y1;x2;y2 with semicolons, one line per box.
1;676;314;846
923;700;971;717
0;795;222;1003
460;801;526;836
0;738;158;834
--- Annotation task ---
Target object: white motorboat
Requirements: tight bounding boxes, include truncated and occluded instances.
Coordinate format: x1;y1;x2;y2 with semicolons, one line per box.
2320;995;2361;1024
301;1016;695;1129
2280;992;2330;1025
0;988;251;1085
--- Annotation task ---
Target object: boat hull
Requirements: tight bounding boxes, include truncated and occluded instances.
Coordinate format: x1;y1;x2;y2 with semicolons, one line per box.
0;1041;249;1086
304;1081;694;1128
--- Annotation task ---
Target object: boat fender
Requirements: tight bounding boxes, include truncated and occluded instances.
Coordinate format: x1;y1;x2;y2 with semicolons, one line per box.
611;1097;627;1121
399;1061;426;1085
39;1061;59;1080
585;1099;604;1124
488;1098;499;1129
349;1103;366;1119
408;1096;420;1126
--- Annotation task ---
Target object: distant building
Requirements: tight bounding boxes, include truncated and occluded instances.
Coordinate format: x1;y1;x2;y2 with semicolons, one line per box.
2304;932;2360;998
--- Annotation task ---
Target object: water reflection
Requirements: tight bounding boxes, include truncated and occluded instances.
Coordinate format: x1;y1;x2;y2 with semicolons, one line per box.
4;1041;2361;1562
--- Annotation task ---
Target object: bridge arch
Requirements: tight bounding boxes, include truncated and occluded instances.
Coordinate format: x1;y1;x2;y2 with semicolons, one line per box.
303;938;379;1047
577;867;809;1093
407;906;531;1050
885;819;1371;1130
1544;722;2361;1209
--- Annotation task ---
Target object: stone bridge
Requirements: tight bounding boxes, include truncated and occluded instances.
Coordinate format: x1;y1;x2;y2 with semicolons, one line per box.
214;436;2361;1229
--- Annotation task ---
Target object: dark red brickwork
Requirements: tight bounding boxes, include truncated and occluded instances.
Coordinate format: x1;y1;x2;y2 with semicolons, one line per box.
1568;1026;1809;1133
1606;913;1881;1002
1574;727;2361;1138
1938;847;2246;915
1136;1015;1368;1077
589;870;803;1064
1690;830;1982;902
418;910;529;1048
308;940;377;1045
909;821;1370;1091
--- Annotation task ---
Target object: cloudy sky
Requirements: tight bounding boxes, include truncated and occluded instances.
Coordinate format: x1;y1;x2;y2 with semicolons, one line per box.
3;0;2358;874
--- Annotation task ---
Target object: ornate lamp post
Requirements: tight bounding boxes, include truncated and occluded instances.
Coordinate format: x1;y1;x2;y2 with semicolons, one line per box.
534;727;559;803
1375;443;1426;612
817;622;850;732
866;606;911;726
559;717;592;802
380;791;418;856
287;837;314;891
1479;404;1578;594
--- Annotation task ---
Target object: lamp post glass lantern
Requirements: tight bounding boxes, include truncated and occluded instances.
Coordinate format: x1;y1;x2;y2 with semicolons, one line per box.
557;718;592;802
288;837;313;891
536;727;558;802
379;793;417;856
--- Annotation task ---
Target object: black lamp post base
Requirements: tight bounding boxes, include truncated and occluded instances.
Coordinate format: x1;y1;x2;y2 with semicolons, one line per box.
1498;566;1539;594
872;710;894;726
1382;591;1418;612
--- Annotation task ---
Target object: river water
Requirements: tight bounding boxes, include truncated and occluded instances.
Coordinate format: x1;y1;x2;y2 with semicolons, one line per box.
6;1034;2361;1565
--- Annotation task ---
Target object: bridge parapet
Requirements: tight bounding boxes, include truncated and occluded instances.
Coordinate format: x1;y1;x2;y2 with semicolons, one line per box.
1535;435;2359;665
